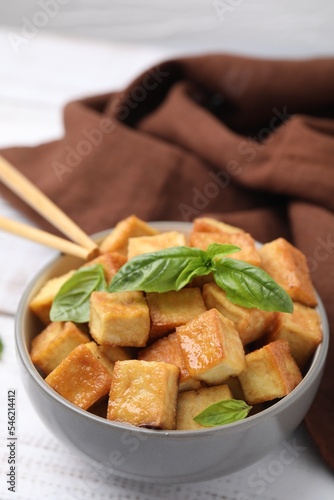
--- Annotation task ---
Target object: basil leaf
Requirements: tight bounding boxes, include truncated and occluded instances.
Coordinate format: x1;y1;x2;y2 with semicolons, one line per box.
108;246;211;293
0;337;3;359
213;258;293;313
206;243;241;260
50;264;107;323
193;399;252;427
175;258;212;290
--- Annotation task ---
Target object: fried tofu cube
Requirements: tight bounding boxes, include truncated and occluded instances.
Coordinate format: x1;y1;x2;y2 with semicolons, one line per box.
189;272;215;289
176;384;233;430
83;252;127;283
238;339;302;405
265;302;323;368
99;215;158;255
139;332;201;392
98;345;133;363
177;309;246;385
30;321;90;375
84;341;115;374
202;283;276;345
193;217;245;234
259;238;317;307
127;231;186;260
89;291;150;347
189;230;261;266
146;288;207;340
192;217;249;288
29;270;75;325
45;342;113;410
107;360;180;429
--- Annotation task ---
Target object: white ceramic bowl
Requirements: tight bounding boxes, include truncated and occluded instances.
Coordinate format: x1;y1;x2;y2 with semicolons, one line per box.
15;222;329;483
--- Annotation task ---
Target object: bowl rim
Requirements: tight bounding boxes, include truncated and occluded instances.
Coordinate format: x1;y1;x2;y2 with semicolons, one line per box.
15;221;330;438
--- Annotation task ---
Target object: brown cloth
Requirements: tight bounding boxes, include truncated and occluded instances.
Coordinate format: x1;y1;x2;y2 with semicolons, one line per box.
1;54;334;468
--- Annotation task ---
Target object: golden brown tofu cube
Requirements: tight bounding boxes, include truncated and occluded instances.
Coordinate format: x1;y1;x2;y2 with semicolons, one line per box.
107;360;180;429
193;217;245;234
189;231;261;266
259;238;317;307
176;384;232;430
98;345;133;363
29;270;75;325
84;341;115;374
89;291;150;347
83;252;127;283
146;288;207;340
177;309;246;385
238;339;302;405
45;342;113;410
30;321;90;375
189;272;215;289
127;231;186;260
99;215;158;255
139;332;201;392
265;302;323;368
202;283;276;345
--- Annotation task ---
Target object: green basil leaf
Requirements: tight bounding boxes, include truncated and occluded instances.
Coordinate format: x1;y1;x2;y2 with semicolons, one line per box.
108;246;211;293
0;337;3;359
193;399;252;427
175;258;213;289
213;258;293;313
206;243;241;260
50;264;107;323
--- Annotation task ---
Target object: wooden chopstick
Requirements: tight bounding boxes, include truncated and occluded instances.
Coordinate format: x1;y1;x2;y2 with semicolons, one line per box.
0;155;98;252
0;216;99;260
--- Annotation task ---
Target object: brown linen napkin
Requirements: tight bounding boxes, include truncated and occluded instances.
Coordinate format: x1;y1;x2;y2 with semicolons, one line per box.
1;54;334;468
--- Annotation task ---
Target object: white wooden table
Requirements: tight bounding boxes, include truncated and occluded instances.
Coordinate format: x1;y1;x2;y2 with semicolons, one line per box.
0;27;334;500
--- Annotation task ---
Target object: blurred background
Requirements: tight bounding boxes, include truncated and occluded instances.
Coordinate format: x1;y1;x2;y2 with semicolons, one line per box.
1;0;333;150
1;0;334;56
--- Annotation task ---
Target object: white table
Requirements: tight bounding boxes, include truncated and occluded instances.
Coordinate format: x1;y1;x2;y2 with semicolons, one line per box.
0;28;333;500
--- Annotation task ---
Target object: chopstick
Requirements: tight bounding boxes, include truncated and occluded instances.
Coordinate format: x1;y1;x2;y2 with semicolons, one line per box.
0;216;99;260
0;155;98;252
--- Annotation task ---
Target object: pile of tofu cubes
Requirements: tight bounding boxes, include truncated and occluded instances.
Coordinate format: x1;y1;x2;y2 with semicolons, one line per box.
29;216;322;431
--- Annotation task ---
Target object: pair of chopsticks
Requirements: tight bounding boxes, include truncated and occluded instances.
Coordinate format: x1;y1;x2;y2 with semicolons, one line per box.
0;155;99;260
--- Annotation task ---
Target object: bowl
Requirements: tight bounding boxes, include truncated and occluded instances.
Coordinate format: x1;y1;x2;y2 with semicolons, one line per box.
15;222;329;483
